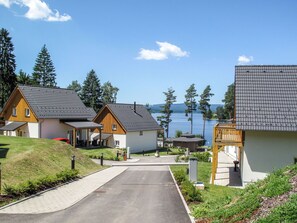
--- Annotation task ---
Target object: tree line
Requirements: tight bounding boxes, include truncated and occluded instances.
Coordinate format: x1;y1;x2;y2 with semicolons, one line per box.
157;84;214;139
0;28;118;113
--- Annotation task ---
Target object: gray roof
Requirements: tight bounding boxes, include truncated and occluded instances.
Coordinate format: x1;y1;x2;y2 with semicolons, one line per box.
106;103;162;131
64;121;102;129
235;65;297;132
0;122;27;131
17;85;96;120
173;137;204;143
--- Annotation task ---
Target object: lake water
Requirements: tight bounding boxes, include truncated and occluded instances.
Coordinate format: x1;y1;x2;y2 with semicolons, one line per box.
152;113;218;146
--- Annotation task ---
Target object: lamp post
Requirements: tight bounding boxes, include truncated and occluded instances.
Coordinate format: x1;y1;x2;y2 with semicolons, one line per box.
71;155;75;170
0;162;2;195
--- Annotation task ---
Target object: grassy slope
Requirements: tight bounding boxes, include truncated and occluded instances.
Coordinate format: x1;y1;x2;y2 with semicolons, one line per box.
78;147;124;160
0;136;102;186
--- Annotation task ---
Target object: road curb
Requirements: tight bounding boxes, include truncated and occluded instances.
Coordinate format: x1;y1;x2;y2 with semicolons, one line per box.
168;166;195;223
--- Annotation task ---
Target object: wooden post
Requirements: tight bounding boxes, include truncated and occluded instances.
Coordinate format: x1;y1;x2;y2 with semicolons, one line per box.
73;129;76;147
99;127;102;146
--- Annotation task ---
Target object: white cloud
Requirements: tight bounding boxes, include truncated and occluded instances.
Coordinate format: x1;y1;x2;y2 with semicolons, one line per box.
238;55;254;65
0;0;71;22
137;41;189;60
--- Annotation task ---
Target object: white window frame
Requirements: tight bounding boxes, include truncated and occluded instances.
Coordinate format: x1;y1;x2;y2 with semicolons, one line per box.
115;140;120;147
12;107;17;117
112;124;117;131
25;108;30;117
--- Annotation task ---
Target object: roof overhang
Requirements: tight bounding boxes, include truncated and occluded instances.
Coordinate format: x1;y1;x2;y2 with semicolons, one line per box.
63;121;102;129
0;122;27;131
93;133;113;140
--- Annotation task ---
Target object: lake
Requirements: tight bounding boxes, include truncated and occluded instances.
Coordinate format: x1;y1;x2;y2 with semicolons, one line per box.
152;113;218;146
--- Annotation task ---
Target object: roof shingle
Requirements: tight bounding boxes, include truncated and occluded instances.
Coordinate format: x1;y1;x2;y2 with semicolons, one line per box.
235;65;297;132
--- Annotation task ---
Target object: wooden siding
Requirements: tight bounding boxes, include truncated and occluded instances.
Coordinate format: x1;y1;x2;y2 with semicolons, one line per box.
93;107;126;134
3;90;38;123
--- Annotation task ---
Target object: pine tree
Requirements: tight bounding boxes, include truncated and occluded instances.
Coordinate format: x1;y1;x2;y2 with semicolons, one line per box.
157;87;177;138
81;69;102;112
0;28;17;108
67;80;82;97
199;85;214;138
184;84;198;134
32;45;56;87
17;69;32;85
101;81;119;104
222;83;235;120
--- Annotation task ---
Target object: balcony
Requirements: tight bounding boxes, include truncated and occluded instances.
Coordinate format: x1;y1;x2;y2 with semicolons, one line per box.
213;123;243;147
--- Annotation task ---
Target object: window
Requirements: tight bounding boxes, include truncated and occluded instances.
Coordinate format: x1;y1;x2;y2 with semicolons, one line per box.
115;140;120;147
112;124;117;131
294;158;297;164
25;108;30;117
12;107;17;116
140;131;143;136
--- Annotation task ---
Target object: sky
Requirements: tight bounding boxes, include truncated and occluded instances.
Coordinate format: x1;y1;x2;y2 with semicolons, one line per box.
1;0;297;105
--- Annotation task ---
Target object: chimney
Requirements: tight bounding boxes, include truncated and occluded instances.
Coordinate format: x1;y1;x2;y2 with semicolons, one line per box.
134;101;136;113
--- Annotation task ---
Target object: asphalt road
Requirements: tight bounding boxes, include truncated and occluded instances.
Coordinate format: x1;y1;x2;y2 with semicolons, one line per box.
0;166;191;223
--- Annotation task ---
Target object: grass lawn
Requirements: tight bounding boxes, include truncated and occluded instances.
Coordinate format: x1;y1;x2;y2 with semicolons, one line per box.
0;136;103;187
131;147;185;156
78;147;125;160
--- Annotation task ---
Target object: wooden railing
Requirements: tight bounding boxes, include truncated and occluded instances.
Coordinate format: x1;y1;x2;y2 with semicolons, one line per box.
211;123;243;184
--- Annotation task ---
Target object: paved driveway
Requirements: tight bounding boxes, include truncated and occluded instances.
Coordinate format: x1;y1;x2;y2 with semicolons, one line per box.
0;166;191;223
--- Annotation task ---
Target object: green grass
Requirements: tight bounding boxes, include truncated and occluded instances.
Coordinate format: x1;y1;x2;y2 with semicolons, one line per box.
0;135;103;187
132;147;185;156
78;147;125;160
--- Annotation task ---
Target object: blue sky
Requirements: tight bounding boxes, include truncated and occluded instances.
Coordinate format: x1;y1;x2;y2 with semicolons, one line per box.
1;0;297;105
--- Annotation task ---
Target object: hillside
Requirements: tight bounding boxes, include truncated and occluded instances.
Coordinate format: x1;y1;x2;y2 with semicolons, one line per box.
193;164;297;222
150;103;222;113
0;136;102;186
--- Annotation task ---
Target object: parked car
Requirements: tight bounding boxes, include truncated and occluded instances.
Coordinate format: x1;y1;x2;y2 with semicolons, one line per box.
53;137;70;144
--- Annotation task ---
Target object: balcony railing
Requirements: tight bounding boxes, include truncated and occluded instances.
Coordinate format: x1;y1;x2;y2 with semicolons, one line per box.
213;123;243;146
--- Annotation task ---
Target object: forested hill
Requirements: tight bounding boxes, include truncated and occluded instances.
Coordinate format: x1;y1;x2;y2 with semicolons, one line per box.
149;103;222;113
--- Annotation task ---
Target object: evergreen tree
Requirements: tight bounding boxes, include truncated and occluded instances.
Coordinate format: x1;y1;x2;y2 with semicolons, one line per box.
222;83;235;120
32;44;56;87
184;83;198;134
216;106;227;121
67;80;82;97
101;81;119;104
81;69;102;112
157;87;177;138
0;28;17;108
199;85;214;138
17;69;32;85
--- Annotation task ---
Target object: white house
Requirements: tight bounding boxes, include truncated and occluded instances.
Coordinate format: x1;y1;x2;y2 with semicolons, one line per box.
0;85;101;147
93;103;162;153
222;65;297;186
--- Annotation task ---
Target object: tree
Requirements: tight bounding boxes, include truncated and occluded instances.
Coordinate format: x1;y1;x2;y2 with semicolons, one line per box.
145;103;152;114
67;80;82;97
101;81;119;104
222;83;235;120
32;44;56;87
216;106;227;121
157;87;177;138
80;69;102;112
0;28;17;108
17;70;32;85
184;84;198;134
199;85;214;138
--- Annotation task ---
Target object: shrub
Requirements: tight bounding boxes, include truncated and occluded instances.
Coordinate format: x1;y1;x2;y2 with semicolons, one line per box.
192;152;211;162
173;169;187;185
181;179;202;202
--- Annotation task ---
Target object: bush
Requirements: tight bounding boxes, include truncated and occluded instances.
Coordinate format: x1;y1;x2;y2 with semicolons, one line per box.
181;179;202;202
192;152;211;162
173;169;187;185
4;169;79;198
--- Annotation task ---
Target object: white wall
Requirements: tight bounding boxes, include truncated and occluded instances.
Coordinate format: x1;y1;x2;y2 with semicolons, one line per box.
113;134;126;148
40;119;72;139
242;131;297;186
224;145;239;160
126;130;158;153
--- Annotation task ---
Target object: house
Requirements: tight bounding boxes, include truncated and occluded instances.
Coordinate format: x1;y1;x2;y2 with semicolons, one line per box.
0;85;101;147
172;134;205;152
212;65;297;186
93;103;162;152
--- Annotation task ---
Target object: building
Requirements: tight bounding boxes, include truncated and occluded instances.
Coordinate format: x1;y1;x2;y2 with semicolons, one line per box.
0;85;101;147
172;134;205;152
93;103;162;152
212;65;297;186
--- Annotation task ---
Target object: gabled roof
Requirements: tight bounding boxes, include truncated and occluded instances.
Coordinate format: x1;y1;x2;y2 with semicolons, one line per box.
2;85;96;120
97;103;162;132
235;65;297;132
